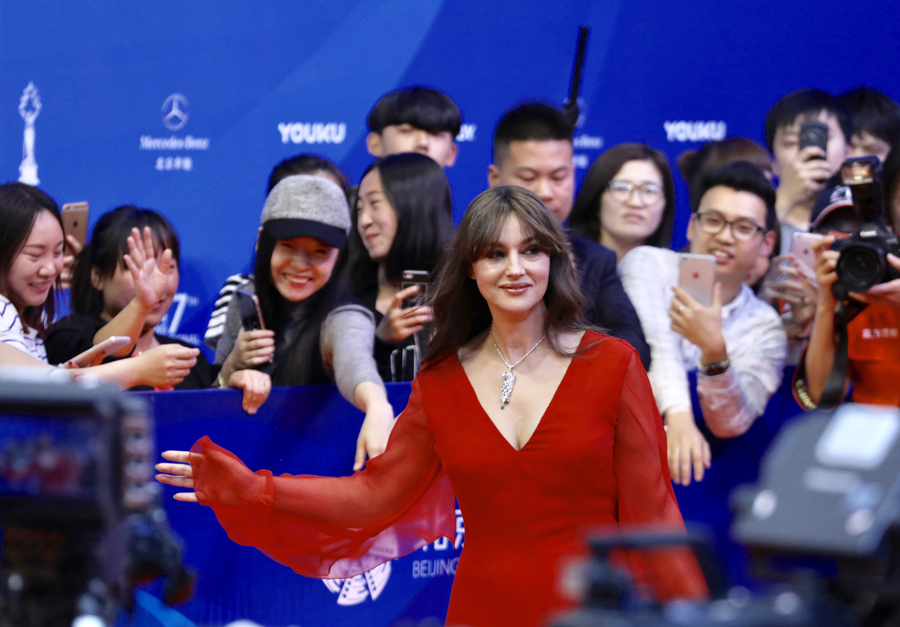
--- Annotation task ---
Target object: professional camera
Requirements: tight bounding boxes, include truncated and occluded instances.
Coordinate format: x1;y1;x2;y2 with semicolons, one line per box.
0;372;191;627
832;156;900;295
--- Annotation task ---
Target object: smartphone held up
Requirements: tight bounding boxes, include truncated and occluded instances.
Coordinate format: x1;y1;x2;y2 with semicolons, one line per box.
61;202;89;256
677;253;716;307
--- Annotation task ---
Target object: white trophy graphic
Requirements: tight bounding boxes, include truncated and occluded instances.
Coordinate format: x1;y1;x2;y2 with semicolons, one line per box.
18;82;41;186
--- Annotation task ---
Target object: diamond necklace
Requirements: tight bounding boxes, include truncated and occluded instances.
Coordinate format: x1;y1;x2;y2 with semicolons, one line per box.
489;324;546;410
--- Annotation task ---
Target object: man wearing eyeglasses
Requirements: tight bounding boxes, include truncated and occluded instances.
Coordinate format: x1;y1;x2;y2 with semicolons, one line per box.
619;162;787;486
488;103;651;368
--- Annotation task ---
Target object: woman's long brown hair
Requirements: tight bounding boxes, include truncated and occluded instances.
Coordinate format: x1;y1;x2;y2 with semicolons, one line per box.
425;186;587;365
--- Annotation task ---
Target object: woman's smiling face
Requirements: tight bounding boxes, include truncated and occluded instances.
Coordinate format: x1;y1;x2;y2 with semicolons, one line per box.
469;215;550;318
270;236;339;302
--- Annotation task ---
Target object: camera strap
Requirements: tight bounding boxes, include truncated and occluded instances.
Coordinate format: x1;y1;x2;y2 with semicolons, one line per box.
817;298;852;411
795;288;867;412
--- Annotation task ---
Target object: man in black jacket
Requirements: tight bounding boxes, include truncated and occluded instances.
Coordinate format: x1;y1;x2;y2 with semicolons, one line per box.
488;103;650;368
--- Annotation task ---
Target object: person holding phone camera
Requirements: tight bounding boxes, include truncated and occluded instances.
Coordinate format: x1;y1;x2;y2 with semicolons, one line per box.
619;162;786;486
204;154;350;353
214;175;394;471
346;153;454;381
45;206;216;394
758;90;852;358
765;89;851;247
0;183;201;390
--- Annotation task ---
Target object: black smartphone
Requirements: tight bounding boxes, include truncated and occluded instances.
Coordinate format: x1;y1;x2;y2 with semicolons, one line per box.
234;289;265;331
400;270;430;309
798;120;829;158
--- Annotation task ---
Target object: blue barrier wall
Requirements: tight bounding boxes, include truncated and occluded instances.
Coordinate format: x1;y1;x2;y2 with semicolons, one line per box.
3;1;900;353
147;383;462;627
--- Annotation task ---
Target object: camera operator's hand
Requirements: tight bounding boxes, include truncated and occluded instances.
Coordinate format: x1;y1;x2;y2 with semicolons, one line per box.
664;409;711;486
776;146;832;219
375;285;433;344
813;236;840;309
848;254;900;309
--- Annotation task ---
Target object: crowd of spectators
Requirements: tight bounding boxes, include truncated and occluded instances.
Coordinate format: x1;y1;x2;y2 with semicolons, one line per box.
3;83;900;485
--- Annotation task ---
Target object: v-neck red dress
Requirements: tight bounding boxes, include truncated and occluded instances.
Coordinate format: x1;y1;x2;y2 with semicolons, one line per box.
189;331;706;627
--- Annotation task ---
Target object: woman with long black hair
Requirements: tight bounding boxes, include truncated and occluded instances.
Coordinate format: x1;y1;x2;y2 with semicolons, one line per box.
346;152;454;380
214;174;394;470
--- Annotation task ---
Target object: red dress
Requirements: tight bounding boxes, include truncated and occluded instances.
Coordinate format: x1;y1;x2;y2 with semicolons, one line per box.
189;332;706;626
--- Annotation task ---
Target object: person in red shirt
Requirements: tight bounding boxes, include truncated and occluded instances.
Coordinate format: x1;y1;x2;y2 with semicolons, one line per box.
797;185;900;407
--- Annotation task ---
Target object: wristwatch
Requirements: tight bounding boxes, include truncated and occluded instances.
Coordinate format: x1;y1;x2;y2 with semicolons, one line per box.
699;359;730;376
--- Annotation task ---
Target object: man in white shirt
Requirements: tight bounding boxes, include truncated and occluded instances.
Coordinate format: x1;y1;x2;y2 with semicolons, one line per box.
619;161;787;486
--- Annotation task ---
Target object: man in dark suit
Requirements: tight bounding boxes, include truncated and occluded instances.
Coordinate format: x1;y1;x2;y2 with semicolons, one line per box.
488;103;650;368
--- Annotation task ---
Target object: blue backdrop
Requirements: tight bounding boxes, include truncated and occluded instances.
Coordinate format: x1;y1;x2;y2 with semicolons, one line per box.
2;0;899;351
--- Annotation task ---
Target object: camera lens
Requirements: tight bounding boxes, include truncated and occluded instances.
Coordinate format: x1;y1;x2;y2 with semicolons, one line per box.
837;245;884;292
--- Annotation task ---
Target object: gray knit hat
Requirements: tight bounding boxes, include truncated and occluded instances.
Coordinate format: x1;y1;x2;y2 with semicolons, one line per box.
260;174;351;248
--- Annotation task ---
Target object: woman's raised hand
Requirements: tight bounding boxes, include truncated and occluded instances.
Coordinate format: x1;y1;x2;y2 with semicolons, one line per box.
375;285;433;344
123;226;174;312
155;451;198;502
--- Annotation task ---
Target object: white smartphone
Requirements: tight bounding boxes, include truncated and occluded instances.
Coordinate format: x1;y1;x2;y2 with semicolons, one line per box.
677;253;716;307
66;336;133;368
790;232;824;276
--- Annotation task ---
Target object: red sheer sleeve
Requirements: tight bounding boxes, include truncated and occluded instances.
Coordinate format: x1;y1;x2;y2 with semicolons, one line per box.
614;350;709;600
189;378;456;579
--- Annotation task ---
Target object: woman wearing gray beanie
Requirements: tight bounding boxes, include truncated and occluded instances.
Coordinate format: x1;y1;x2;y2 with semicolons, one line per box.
214;174;394;470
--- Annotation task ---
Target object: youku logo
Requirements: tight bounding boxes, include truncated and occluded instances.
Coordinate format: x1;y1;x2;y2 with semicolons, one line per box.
278;122;347;145
663;120;727;143
322;561;391;606
162;94;189;131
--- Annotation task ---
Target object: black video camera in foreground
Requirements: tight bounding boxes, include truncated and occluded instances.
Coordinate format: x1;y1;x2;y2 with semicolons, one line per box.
0;373;192;627
832;156;900;295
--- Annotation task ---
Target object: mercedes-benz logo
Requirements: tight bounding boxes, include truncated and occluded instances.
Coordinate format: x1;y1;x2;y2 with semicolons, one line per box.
162;93;189;131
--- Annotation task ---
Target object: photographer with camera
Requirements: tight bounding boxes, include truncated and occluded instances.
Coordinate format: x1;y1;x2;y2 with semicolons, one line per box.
798;158;900;408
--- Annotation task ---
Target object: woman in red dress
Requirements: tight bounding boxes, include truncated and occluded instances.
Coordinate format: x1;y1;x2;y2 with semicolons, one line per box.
156;186;706;627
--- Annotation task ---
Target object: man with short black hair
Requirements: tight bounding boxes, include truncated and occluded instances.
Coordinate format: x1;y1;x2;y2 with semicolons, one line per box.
620;162;787;485
840;87;900;163
366;86;461;168
488;103;650;368
765;89;851;248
